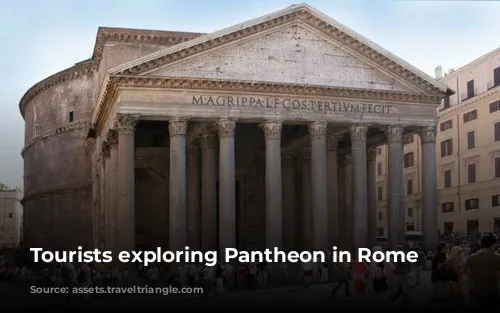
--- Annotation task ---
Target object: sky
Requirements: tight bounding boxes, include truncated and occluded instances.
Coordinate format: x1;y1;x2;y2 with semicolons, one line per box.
0;0;499;191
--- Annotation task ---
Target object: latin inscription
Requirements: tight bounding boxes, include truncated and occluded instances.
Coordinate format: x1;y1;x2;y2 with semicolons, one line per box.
192;95;392;114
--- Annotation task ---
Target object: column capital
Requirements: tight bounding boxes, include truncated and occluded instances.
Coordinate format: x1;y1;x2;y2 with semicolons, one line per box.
308;121;328;141
301;146;311;159
187;144;200;159
114;114;140;135
217;119;236;138
105;129;118;146
101;141;111;158
200;132;217;149
384;125;404;144
326;134;341;151
367;147;378;162
168;117;189;136
260;120;282;140
349;124;369;141
418;126;437;143
282;154;295;167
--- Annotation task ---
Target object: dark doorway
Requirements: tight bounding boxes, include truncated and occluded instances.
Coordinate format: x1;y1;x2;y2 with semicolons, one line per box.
467;80;475;98
215;180;241;251
466;219;479;236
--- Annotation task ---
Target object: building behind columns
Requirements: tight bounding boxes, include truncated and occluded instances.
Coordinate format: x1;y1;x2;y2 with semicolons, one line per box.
0;184;23;248
376;47;500;237
20;3;451;254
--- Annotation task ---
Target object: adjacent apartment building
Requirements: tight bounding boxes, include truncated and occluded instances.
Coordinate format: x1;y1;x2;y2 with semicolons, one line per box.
376;47;500;236
0;184;23;248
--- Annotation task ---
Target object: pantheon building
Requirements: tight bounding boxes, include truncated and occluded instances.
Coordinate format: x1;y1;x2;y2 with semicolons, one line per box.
20;4;452;257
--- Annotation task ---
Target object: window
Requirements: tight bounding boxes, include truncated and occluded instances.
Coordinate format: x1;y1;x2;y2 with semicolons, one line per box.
377;147;382;155
442;202;454;213
8;213;12;218
404;152;414;168
377;228;384;236
406;179;413;195
467;131;475;149
407;207;413;217
495;122;500;142
443;96;450;109
492;194;500;207
467;80;475;98
377;162;382;176
494;67;500;87
496;157;500;178
69;111;74;122
440;120;453;131
378;212;383;221
444;169;452;188
467;163;476;183
490;101;500;113
463;110;478;123
441;139;453;157
465;198;479;210
377;187;383;201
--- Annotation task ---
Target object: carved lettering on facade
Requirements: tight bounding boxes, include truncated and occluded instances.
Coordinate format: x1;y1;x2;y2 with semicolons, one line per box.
168;117;189;136
309;121;328;141
115;114;140;135
217;119;236;138
349;124;369;141
192;95;392;114
418;126;437;143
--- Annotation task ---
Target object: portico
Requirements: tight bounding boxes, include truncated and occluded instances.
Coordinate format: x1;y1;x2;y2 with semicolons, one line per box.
88;4;449;255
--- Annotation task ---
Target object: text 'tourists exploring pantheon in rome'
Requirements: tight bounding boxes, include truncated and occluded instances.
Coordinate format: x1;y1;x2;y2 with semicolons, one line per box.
19;4;453;257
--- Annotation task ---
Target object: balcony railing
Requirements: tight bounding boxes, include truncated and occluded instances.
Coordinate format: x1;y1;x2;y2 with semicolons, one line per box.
488;80;500;90
460;88;479;101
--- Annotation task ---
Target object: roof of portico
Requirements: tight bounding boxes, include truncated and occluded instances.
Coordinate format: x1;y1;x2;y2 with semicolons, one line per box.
108;3;453;96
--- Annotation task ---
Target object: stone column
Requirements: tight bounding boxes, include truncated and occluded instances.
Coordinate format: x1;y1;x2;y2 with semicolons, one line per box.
282;154;295;251
301;147;312;251
200;132;218;252
418;127;438;251
187;144;201;250
327;134;340;247
385;126;405;248
168;117;188;253
309;122;328;253
101;142;111;249
367;147;378;248
345;155;353;252
107;130;119;254
218;119;237;257
115;114;139;252
262;121;283;249
350;124;369;251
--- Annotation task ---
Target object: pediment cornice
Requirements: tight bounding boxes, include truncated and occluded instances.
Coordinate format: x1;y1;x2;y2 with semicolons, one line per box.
91;75;442;131
111;5;449;96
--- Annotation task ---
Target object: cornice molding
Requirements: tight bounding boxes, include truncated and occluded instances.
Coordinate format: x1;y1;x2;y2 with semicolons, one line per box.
21;121;92;157
21;184;91;205
92;75;442;131
438;86;500;118
113;8;446;96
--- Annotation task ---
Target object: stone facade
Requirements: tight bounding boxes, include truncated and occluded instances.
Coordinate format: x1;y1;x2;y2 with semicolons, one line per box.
20;4;449;254
0;185;23;248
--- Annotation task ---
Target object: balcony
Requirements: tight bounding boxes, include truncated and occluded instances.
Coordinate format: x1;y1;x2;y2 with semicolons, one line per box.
460;88;478;101
488;80;500;90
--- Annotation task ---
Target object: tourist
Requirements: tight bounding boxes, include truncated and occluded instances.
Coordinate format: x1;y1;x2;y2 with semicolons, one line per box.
431;243;450;305
331;260;351;299
446;246;464;304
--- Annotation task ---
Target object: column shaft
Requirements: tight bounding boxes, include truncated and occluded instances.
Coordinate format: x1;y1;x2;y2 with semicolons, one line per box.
385;126;405;248
301;147;312;251
419;127;438;251
116;114;139;252
350;125;369;251
309;122;328;253
367;147;378;248
168;117;188;253
187;145;201;250
200;133;218;252
218;119;237;256
262;121;283;249
282;155;295;252
345;155;353;252
109;141;119;254
327;135;340;247
101;142;111;249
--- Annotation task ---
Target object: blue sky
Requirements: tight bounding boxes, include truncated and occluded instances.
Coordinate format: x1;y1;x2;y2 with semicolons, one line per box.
0;0;499;190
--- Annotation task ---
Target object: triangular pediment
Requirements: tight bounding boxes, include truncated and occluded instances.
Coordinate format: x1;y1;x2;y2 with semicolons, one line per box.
110;4;450;96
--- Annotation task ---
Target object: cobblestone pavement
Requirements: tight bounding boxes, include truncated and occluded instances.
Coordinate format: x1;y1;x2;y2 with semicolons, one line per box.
3;271;437;308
